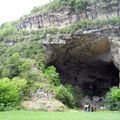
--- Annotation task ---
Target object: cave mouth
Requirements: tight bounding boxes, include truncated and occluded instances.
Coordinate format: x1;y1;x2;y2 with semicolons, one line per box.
46;34;120;97
53;60;119;97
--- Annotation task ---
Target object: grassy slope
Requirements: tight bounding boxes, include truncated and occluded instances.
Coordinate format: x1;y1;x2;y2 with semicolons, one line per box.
0;110;119;120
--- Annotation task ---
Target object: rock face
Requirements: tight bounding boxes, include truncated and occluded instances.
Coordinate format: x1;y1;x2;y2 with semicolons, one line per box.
81;96;105;109
18;0;120;97
18;0;120;30
43;26;120;96
31;88;55;100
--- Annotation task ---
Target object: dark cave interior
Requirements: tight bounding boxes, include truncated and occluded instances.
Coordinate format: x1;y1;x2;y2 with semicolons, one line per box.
52;58;119;96
46;35;119;97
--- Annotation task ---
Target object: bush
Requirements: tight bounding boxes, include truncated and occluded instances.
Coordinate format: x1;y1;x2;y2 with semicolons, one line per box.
55;85;76;108
43;66;61;86
0;77;27;111
73;86;83;107
1;52;34;79
105;87;120;111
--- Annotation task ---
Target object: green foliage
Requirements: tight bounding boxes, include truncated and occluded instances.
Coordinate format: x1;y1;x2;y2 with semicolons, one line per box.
22;69;46;82
58;16;120;34
105;87;120;111
59;0;89;11
31;82;55;94
55;85;76;108
73;86;83;107
29;0;92;16
28;0;117;16
0;77;27;111
30;0;61;14
11;77;27;91
0;22;17;41
1;52;34;79
43;66;61;86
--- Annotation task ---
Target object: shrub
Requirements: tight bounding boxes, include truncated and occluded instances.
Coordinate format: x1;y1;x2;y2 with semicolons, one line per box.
55;85;76;108
105;87;120;111
1;53;34;79
0;77;27;111
43;66;61;86
11;77;27;94
73;86;83;107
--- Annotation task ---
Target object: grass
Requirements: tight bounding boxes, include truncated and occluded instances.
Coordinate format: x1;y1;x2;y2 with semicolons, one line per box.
0;110;119;120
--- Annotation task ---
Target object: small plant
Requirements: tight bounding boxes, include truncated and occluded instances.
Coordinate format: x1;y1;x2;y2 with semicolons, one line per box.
105;87;120;111
55;85;76;108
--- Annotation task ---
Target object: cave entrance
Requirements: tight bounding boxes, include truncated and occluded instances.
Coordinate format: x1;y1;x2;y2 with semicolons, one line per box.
79;62;119;96
46;34;120;97
53;59;119;97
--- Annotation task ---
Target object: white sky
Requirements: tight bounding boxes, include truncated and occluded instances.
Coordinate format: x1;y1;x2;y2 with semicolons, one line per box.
0;0;50;25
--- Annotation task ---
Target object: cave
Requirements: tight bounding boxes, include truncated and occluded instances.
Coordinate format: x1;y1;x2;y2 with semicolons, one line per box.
45;34;120;97
55;60;119;96
49;50;119;96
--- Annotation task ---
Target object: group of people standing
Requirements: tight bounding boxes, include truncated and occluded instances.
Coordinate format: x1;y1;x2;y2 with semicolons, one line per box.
84;103;96;112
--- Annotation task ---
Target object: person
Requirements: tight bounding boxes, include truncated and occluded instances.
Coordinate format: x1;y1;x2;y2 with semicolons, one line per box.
84;103;90;112
84;103;96;112
90;104;96;112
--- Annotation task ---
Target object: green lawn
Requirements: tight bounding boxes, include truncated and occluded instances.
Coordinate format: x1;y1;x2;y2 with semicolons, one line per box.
0;110;119;120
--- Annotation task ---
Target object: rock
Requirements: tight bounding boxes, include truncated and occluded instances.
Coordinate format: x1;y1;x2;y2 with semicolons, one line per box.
81;96;91;105
18;0;120;30
100;106;106;110
21;99;67;112
31;88;55;100
81;96;105;109
43;26;120;96
92;96;100;102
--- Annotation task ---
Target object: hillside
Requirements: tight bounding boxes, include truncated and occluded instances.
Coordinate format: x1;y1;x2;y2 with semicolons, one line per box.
0;0;120;111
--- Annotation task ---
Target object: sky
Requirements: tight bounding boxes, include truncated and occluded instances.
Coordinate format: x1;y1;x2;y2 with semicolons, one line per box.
0;0;50;25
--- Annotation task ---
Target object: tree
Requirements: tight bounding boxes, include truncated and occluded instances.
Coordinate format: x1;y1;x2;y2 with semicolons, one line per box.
43;66;60;86
1;52;34;79
2;53;21;78
75;0;89;18
0;22;16;40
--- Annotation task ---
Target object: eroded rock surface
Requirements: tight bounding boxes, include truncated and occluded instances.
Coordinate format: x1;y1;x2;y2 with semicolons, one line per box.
18;0;120;30
43;26;120;96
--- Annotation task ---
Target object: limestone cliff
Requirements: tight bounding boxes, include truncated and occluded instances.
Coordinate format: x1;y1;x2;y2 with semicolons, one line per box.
19;0;120;96
43;25;120;96
18;0;120;30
